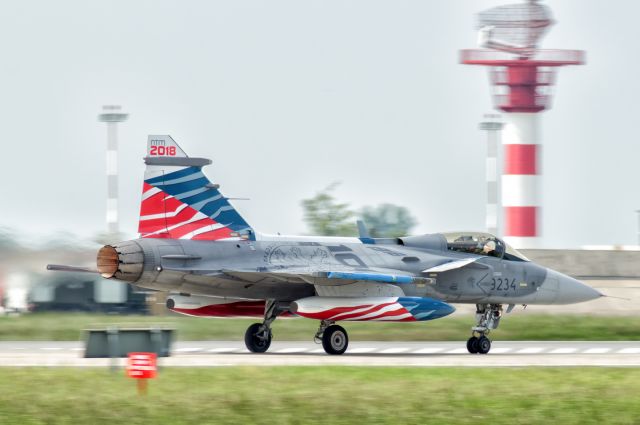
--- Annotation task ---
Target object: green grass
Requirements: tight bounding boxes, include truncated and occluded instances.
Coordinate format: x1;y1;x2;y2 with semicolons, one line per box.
0;367;639;425
1;312;639;341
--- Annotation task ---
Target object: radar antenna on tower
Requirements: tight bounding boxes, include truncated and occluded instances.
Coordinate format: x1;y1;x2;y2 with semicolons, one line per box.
461;0;585;249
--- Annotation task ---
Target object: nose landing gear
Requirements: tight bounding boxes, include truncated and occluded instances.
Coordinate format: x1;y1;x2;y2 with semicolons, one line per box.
466;304;502;354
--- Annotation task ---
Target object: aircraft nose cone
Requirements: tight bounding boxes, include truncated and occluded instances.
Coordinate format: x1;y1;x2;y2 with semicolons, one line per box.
549;269;603;304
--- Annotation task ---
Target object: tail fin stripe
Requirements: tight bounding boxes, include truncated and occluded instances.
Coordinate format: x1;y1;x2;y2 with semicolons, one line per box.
174;187;211;201
141;187;162;201
139;135;254;240
209;205;235;220
191;227;233;240
157;173;206;186
140;204;189;221
190;196;226;212
180;190;221;205
154;176;210;194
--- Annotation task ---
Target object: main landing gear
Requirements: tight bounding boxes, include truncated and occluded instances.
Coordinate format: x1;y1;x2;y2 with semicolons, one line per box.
315;320;349;355
244;299;282;353
243;301;349;355
466;304;502;355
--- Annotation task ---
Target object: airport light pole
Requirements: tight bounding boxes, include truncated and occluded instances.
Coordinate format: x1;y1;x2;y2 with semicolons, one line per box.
479;115;504;237
98;105;128;236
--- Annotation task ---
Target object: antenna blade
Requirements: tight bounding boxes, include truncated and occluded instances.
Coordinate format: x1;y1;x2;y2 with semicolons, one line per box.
356;220;371;239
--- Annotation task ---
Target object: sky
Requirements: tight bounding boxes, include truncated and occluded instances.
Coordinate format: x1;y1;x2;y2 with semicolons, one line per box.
0;0;638;248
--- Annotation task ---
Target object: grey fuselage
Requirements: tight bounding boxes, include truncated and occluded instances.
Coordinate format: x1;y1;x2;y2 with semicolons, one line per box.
107;233;599;306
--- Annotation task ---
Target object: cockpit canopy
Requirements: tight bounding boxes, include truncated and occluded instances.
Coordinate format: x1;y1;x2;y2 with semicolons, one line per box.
443;232;529;262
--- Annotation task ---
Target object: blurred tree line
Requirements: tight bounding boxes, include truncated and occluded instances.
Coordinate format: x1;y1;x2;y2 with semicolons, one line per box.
301;184;417;238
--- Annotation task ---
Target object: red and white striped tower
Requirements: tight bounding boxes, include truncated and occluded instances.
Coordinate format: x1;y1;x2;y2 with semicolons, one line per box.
460;1;584;248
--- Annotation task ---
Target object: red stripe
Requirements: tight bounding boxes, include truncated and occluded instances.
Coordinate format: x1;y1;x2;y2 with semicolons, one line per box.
138;185;234;241
329;302;398;321
139;191;165;216
168;218;215;239
295;304;374;321
505;206;537;237
172;301;291;318
140;207;197;230
192;227;234;240
505;144;537;175
360;307;411;321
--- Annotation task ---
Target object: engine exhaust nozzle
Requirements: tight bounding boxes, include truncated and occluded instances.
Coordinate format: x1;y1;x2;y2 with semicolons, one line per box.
96;241;144;282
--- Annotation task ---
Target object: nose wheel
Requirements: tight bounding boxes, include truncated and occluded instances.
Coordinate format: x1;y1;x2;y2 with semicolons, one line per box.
467;335;491;354
467;304;501;354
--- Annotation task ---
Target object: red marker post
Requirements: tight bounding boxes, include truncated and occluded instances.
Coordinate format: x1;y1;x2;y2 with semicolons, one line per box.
126;352;157;395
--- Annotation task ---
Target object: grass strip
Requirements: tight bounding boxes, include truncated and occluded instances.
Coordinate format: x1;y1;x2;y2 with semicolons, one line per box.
0;367;639;425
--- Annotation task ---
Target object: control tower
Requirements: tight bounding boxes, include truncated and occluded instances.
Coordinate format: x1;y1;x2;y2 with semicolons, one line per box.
461;0;584;248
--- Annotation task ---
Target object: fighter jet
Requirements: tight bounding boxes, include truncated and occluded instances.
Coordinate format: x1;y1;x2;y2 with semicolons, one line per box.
48;136;602;355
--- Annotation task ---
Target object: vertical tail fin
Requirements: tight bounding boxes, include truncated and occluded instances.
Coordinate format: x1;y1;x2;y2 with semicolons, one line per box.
138;135;253;240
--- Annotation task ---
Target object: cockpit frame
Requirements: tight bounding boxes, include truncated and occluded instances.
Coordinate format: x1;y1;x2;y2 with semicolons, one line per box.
442;232;529;262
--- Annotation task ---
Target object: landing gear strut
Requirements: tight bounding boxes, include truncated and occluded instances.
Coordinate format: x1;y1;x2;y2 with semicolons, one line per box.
315;320;349;355
466;304;502;355
244;299;282;353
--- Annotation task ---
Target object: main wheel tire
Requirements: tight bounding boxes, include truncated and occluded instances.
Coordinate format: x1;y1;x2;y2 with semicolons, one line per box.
467;336;479;354
244;323;272;353
322;325;348;355
477;336;491;354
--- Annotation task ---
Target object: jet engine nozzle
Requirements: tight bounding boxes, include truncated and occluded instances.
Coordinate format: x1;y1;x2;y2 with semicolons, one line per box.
96;241;144;282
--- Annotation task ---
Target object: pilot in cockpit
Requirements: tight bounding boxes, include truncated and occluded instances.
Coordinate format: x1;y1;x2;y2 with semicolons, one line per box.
482;240;497;256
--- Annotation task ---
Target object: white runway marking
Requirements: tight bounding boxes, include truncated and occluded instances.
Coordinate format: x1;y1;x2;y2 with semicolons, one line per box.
618;348;640;354
583;348;611;354
549;348;578;354
40;347;63;351
174;347;203;353
517;347;544;354
348;347;376;354
445;348;469;354
489;347;512;354
379;347;410;354
274;348;308;354
208;348;238;353
411;347;445;354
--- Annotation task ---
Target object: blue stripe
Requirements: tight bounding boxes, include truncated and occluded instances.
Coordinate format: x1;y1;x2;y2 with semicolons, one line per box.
145;164;252;232
326;271;413;284
156;177;210;196
179;188;220;205
213;209;248;226
145;166;201;184
398;297;455;321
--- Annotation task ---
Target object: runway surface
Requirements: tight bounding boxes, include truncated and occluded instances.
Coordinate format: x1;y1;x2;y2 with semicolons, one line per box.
0;341;639;367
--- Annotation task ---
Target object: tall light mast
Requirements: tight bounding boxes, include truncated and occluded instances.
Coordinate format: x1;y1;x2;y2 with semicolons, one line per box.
479;114;504;237
461;0;584;248
98;105;128;236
